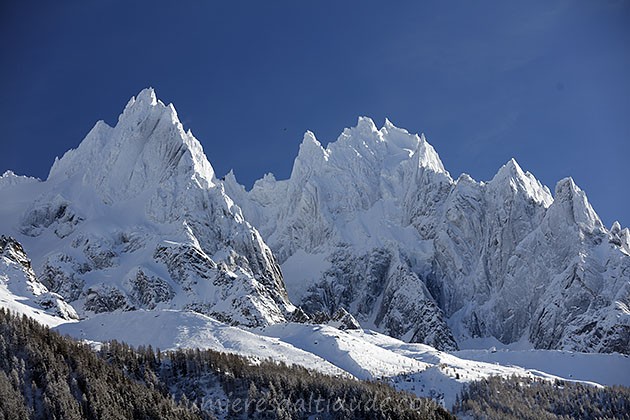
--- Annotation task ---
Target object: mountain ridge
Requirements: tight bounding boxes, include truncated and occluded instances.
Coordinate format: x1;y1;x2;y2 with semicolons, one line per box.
1;89;628;354
1;88;295;328
227;115;630;353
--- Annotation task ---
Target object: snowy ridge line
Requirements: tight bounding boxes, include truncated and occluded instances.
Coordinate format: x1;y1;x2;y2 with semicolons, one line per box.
225;114;630;354
0;87;296;329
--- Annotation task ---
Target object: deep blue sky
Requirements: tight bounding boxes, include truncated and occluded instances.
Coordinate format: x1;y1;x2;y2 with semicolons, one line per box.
1;1;628;227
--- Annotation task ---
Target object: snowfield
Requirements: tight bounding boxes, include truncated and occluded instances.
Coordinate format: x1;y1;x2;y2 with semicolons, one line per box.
453;348;630;389
54;311;630;408
0;285;71;328
55;310;346;377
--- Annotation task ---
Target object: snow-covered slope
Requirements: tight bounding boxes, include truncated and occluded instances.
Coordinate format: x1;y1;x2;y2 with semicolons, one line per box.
55;310;347;377
55;312;630;409
0;235;77;326
0;88;294;327
453;347;630;390
227;117;630;353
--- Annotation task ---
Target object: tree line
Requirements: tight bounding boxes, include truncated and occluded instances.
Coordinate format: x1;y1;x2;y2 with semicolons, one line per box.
453;374;630;419
3;306;627;420
0;308;452;419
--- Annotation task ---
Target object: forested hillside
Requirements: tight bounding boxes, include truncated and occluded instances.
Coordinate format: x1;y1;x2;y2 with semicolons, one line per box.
3;307;627;420
0;309;202;420
0;309;452;419
453;375;630;419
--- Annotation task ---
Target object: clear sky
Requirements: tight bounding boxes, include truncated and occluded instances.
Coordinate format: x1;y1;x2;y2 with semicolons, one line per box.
1;1;628;227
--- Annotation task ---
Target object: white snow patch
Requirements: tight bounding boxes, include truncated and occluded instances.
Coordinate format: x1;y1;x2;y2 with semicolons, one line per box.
55;310;347;377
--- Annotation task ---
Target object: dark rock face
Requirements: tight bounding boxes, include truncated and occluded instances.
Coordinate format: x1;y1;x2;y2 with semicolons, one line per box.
153;243;217;291
128;270;174;309
84;286;130;313
1;236;31;270
329;308;361;330
38;255;86;302
300;247;457;351
153;241;290;327
20;195;83;238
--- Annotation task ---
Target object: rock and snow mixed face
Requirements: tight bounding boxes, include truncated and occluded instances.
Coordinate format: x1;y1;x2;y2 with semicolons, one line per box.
1;89;628;354
0;235;77;325
227;116;630;354
0;88;294;327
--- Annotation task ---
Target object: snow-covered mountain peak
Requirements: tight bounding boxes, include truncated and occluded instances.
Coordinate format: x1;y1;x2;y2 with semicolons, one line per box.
302;130;325;151
383;117;396;129
222;169;240;189
455;172;475;185
408;133;446;175
123;86;158;110
2;89;296;327
225;117;629;354
320;117;446;177
0;170;40;190
488;158;553;207
379;117;418;149
286;131;329;185
48;88;216;202
492;158;522;179
551;177;605;234
334;117;384;153
118;87;180;132
297;130;328;163
349;115;380;136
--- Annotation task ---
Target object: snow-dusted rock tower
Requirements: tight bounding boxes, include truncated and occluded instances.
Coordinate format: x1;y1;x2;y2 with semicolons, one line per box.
1;88;294;326
226;117;630;353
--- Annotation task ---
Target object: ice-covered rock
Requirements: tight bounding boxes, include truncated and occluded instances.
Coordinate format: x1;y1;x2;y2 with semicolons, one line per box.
0;171;39;190
327;308;361;330
229;117;630;354
0;88;294;327
2;93;627;354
